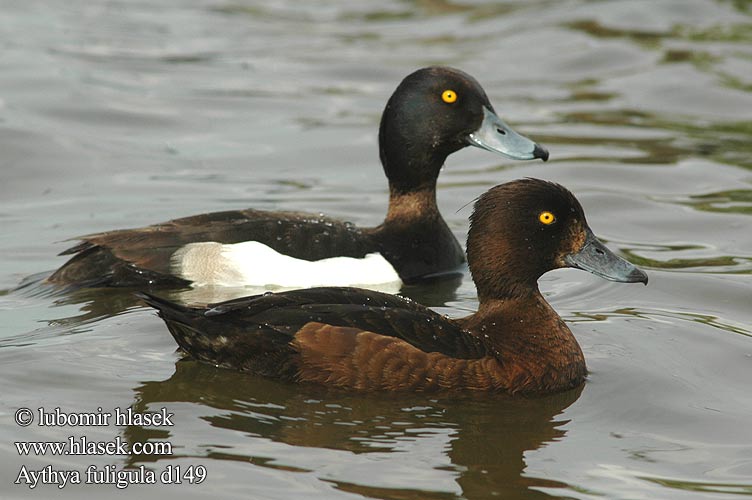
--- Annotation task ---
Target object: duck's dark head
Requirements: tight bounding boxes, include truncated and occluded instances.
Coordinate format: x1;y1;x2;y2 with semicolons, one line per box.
379;67;548;195
467;178;647;301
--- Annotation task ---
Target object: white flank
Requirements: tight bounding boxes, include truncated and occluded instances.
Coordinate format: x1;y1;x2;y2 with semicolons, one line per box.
171;241;402;291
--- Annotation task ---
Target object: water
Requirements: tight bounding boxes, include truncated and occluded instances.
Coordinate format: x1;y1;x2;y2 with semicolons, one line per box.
1;0;751;498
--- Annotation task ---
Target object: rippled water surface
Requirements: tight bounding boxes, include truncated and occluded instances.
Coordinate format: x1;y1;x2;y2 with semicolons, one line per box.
1;1;751;499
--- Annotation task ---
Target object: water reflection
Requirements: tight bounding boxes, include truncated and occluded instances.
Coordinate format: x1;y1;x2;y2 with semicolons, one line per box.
18;270;464;329
12;275;180;328
122;360;583;499
620;243;752;274
680;189;752;215
641;475;752;496
569;306;751;338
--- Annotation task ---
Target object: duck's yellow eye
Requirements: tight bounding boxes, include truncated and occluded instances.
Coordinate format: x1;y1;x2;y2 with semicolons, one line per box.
538;211;555;225
441;90;457;103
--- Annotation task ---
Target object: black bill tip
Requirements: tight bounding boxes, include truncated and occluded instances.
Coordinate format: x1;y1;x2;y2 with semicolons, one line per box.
533;144;549;162
627;267;649;285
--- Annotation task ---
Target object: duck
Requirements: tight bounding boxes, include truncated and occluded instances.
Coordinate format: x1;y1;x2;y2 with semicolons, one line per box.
138;178;648;394
47;67;548;290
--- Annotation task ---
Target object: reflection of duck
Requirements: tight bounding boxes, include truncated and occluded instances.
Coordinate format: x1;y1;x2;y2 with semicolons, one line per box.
48;67;548;290
123;359;583;499
447;389;584;499
140;179;647;394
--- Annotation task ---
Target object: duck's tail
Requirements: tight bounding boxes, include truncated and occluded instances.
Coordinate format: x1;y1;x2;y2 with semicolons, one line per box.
136;292;298;379
136;291;196;318
135;292;218;357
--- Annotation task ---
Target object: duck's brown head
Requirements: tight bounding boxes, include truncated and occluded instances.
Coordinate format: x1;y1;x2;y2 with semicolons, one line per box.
467;178;647;301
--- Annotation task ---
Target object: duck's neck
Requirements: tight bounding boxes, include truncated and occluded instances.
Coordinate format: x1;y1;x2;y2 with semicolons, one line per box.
384;186;439;223
461;290;587;393
367;185;464;283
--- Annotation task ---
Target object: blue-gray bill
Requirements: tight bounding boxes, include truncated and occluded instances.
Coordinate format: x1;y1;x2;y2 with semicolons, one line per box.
564;230;648;285
467;107;549;161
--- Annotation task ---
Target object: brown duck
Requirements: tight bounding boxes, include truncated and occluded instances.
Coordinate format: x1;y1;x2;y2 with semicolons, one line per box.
139;179;647;394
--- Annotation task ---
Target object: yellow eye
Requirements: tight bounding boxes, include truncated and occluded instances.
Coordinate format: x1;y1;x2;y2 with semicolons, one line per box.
538;211;555;225
441;90;457;103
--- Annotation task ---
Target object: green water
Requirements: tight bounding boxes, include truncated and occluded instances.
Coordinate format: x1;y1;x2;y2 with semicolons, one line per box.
1;1;751;498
